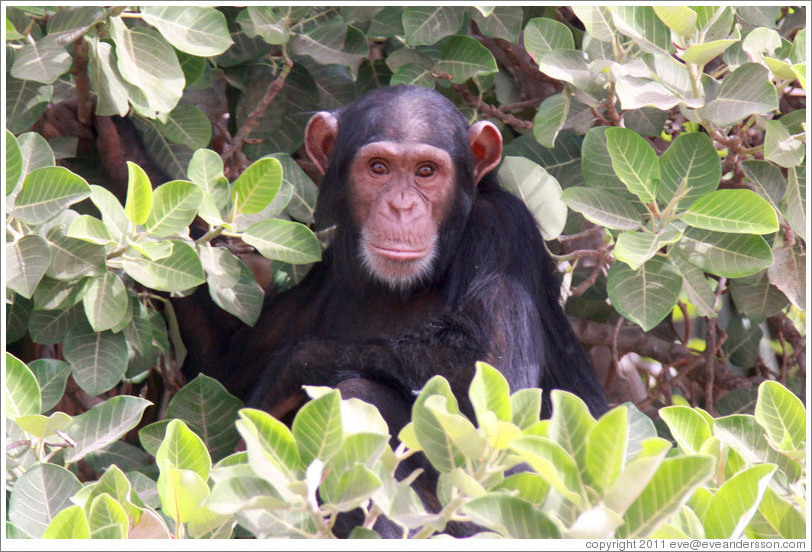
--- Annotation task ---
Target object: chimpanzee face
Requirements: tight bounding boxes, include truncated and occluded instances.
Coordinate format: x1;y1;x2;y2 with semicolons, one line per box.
349;140;456;288
304;87;502;291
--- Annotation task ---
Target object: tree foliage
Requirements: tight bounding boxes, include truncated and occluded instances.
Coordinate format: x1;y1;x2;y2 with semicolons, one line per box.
4;5;807;540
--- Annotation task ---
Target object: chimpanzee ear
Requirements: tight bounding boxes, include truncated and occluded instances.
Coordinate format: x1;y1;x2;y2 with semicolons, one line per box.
305;112;339;175
468;120;503;185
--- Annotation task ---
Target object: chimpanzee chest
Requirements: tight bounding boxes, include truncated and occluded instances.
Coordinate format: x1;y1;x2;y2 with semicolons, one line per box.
314;287;446;341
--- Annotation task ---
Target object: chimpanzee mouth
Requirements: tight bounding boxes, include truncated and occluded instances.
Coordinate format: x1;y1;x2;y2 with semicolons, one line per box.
368;243;430;262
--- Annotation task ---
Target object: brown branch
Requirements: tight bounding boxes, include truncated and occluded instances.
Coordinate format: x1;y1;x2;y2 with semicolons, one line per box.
570;317;759;394
71;37;93;126
452;84;534;131
221;59;294;164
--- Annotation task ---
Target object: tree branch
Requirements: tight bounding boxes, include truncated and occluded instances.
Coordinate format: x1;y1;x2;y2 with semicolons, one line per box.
221;59;294;165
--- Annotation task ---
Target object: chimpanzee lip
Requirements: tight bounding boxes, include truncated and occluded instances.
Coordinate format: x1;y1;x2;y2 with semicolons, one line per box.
369;243;430;261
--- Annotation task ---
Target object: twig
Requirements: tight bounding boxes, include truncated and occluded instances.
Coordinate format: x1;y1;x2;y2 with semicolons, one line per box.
221;59;294;163
452;84;534;130
605;317;624;389
704;278;727;415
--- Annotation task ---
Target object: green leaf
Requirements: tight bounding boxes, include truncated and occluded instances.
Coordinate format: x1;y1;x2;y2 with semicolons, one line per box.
703;464;777;539
614;75;683;112
165;374;243;463
153;104;212;151
242;219;322;264
63;324;128;396
88;493;129;538
232;157;282;215
292;390;344;466
6;353;41;419
45;232;105;280
87;36;130;117
412;376;466;473
141;6;232;56
499;156;567;239
7;235;50;299
585;407;628;494
658;132;721;209
741;160;787;211
389;62;435;89
123;161;153;225
425;395;486;458
238;6;291;45
199;245;263;326
548;390;596;486
469;361;512;424
322;464;382;513
533;93;570;149
67;214;115;245
653;6;697;37
509;436;582;504
8;464;82;538
680;189;778;234
82;273;129;332
12;166;90;225
28;358;71;412
16;411;72;439
89;184;130;238
29;305;84;345
463;494;560;538
675;228;773;278
702;63;778;127
290;21;367;67
6;78;53;135
660;406;712;454
605;127;660;204
754;381;806;454
614;225;682;270
523;17;574;60
402;6;464;46
6;130;23;195
470;6;523;42
580;128;637;196
607;256;682;331
157;468;210;523
781;166;806;241
764;119;805;168
205;475;286;516
612;6;673;55
435;35;498;84
145;179;203;237
619;455;714;538
236;408;301;482
572;6;615;42
109;17;185;116
42;505;90;539
10;37;72;84
670;254;718;317
767;243;806;310
156;419;212;479
538;49;598;92
604;438;673;515
746;487;806;539
713;414;802;483
510;388;542;431
561;187;645;230
64;395;152;463
681;38;741;67
122;239;205;292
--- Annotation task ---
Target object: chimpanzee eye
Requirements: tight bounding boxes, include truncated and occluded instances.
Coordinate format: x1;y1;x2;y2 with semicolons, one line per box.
370;160;389;175
416;164;435;178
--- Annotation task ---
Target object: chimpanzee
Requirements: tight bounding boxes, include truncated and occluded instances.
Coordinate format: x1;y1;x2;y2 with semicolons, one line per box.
176;85;608;427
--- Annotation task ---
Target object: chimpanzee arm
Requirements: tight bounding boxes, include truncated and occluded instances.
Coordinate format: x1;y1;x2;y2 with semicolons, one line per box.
248;276;543;419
